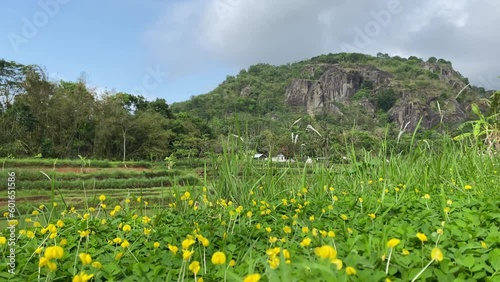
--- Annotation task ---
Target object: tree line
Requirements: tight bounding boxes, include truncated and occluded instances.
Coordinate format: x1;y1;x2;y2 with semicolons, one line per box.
0;59;212;161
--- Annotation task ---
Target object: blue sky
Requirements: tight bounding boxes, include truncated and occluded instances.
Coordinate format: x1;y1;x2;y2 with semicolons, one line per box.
1;0;499;104
0;0;236;103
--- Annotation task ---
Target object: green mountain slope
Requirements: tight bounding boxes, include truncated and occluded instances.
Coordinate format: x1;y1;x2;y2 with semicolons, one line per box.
171;52;491;158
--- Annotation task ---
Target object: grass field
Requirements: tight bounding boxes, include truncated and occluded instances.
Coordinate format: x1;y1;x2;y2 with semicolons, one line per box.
1;139;499;281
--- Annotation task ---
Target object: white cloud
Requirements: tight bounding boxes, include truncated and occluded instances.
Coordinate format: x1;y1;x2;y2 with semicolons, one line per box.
145;0;500;90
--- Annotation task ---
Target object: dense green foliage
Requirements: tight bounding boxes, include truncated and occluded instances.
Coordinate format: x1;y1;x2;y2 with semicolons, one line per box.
0;59;211;161
1;138;499;281
1;53;497;162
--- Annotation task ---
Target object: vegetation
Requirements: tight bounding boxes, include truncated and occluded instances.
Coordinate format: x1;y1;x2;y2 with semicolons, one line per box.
1;53;499;281
0;59;211;161
1;135;499;281
2;53;494;163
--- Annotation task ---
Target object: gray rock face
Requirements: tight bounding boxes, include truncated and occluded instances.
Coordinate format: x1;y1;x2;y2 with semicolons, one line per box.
285;63;470;131
285;64;391;115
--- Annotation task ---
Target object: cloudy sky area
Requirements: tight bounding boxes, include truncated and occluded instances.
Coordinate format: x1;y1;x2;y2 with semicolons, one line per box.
1;0;499;103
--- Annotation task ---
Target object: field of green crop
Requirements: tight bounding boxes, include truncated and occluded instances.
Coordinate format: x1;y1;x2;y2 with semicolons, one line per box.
1;140;500;281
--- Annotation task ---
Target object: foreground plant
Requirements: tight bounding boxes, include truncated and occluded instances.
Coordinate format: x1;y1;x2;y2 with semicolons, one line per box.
411;248;444;282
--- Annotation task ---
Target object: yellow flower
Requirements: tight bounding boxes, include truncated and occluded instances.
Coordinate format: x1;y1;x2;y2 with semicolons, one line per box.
122;224;131;232
72;271;94;282
79;253;92;265
79;230;90;238
302;226;309;233
56;219;65;228
229;259;236;267
314;245;337;259
113;237;122;244
268;256;280;269
182;238;196;249
368;213;376;220
402;249;410;255
142;216;151;224
153;242;160;248
49;232;57;239
282;249;291;260
39;256;49;267
188;261;201;275
423;194;430;200
198;236;209;247
60;238;68;246
144;228;151;236
437;228;443;235
283;226;292;234
0;236;7;245
44;246;64;260
464;185;472;190
168;244;179;255
247;211;253;217
47;260;57;271
265;227;272;233
243;273;261;282
211;251;226;265
26;230;35;239
387;238;401;248
300;237;312;247
309;215;315;222
340;214;348;221
481;241;488;249
331;258;343;270
32;210;40;216
431;248;444;262
312;228;318;237
269;236;278;243
417;233;428;243
182;249;194;260
446;199;452;206
99;195;106;202
121;240;130;248
35;247;43;254
346;266;356;275
115;252;123;260
266;247;281;257
92;261;102;269
328;231;336;238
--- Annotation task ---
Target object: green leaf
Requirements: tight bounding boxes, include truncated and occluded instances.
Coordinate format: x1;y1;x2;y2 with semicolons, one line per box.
457;255;475;268
488;248;500;271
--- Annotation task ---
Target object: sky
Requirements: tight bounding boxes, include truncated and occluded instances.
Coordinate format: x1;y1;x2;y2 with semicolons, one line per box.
1;0;499;104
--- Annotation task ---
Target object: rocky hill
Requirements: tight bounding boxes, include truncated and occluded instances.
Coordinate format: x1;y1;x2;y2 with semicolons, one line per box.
171;53;491;156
